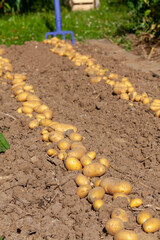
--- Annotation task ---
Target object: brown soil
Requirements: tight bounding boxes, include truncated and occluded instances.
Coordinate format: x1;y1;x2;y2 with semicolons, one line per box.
0;39;160;240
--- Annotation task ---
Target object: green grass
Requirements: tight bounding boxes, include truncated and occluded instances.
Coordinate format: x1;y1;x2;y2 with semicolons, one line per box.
0;0;133;49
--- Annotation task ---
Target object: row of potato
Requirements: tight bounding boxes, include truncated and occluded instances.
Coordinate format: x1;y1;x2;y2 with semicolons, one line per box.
43;37;160;118
0;47;160;240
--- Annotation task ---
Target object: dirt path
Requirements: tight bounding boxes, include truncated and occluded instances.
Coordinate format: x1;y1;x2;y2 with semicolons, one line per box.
0;39;160;240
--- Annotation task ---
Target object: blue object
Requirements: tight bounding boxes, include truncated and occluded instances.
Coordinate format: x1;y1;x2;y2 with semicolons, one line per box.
45;0;75;44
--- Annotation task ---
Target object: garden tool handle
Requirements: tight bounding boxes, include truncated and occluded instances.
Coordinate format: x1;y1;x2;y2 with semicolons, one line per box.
54;0;62;32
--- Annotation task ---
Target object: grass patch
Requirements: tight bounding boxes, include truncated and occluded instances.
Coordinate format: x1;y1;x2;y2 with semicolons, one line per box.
0;0;133;49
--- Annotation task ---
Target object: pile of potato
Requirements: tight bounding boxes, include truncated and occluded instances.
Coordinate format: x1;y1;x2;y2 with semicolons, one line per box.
1;46;160;239
43;38;160;118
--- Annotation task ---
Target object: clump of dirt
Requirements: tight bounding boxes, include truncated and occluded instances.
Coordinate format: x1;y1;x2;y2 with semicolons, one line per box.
0;40;159;240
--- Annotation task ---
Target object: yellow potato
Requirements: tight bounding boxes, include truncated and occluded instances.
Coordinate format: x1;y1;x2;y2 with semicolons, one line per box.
143;218;160;233
49;123;77;133
137;211;152;225
22;100;41;109
47;149;58;156
23;84;34;91
113;193;130;203
49;131;64;143
80;155;92;166
26;94;40;101
75;173;90;186
129;91;138;101
100;177;132;195
120;93;129;101
134;94;142;102
43;109;53;119
16;92;30;102
156;109;160;118
83;163;106;177
14;73;26;80
13;88;24;95
35;104;49;113
111;208;128;223
22;106;33;114
99;158;110;168
152;99;160;103
39;119;53;126
76;185;92;198
105;218;124;236
68;147;86;159
42;132;50;142
57;150;67;161
26;113;33;118
29;119;39;129
17;107;22;113
114;230;138;240
93;199;104;211
108;73;119;80
129;198;143;208
87;151;96;160
36;114;46;120
69;132;82;141
88;186;105;203
71;142;86;150
57;139;71;150
12;81;25;90
12;78;24;85
65;157;82;171
143;97;150;105
94;179;101;187
90;76;101;84
127;86;135;93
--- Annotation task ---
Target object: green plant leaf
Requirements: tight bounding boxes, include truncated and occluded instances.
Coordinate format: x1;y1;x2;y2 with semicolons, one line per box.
0;132;10;152
145;9;151;17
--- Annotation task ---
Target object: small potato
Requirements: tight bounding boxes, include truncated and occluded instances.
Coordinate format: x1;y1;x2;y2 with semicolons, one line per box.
87;151;96;160
23;85;34;91
50;123;77;133
75;173;90;186
65;157;82;171
22;106;33;114
113;193;130;203
100;177;132;195
16;92;30;102
137;211;152;225
155;109;160;118
83;163;106;177
36;114;46;120
153;99;160;103
23;100;41;109
12;82;26;90
143;97;150;105
39;119;53;126
49;131;64;143
105;218;124;236
57;150;67;161
17;107;22;113
29;119;39;129
76;185;92;198
94;179;101;187
134;94;142;102
120;93;129;101
88;186;105;203
68;147;86;159
80;155;92;166
129;198;143;208
90;76;101;84
109;73;119;80
47;149;58;156
14;73;26;80
35;104;49;113
42;132;50;142
99;158;110;168
26;113;33;118
93;199;104;211
111;208;128;223
12;78;24;84
69;132;82;141
26;94;40;101
143;218;160;233
114;230;138;240
57;139;71;150
43;109;53;119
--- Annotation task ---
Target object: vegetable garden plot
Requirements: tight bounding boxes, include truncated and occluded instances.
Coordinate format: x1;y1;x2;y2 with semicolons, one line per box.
0;40;160;240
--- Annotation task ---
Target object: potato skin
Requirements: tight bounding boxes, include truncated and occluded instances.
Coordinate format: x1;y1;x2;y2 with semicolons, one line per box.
105;218;124;236
88;187;105;203
129;198;143;208
65;157;82;171
114;230;138;240
111;208;128;223
143;218;160;233
75;174;90;186
83;163;106;177
137;211;152;225
76;185;92;198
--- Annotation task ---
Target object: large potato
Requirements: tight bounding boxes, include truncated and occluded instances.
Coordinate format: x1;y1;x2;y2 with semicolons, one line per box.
111;208;128;223
105;218;124;236
65;157;82;171
83;163;106;177
114;230;138;240
143;218;160;233
68;147;86;159
137;211;152;225
88;187;105;203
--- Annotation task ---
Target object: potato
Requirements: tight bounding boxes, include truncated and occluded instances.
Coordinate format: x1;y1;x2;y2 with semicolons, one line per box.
49;131;64;143
12;81;25;90
114;230;138;240
42;132;50;142
83;163;106;177
123;81;132;88
36;114;46;120
111;208;128;223
29;119;39;129
39;119;53;126
69;132;82;141
47;149;58;156
14;73;26;80
99;158;110;168
76;185;92;198
35;104;49;113
137;211;152;225
12;78;24;85
65;157;82;171
87;151;96;160
127;87;135;93
49;123;77;133
26;113;33;118
23;100;41;109
90;76;101;84
155;109;160;118
105;218;124;236
57;139;71;150
43;109;53;119
26;94;40;101
129;198;143;208
88;186;105;203
109;73;119;80
142;97;150;105
68;147;86;159
94;179;101;187
57;150;68;161
75;173;90;186
134;94;142;102
153;99;160;103
80;155;92;166
16;92;30;102
120;93;129;101
113;193;130;203
13;87;24;96
17;107;22;113
100;177;132;195
143;218;160;233
93;199;104;211
23;84;34;91
22;106;33;114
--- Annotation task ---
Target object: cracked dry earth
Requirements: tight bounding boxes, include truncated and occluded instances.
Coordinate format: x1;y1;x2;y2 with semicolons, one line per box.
0;39;160;240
